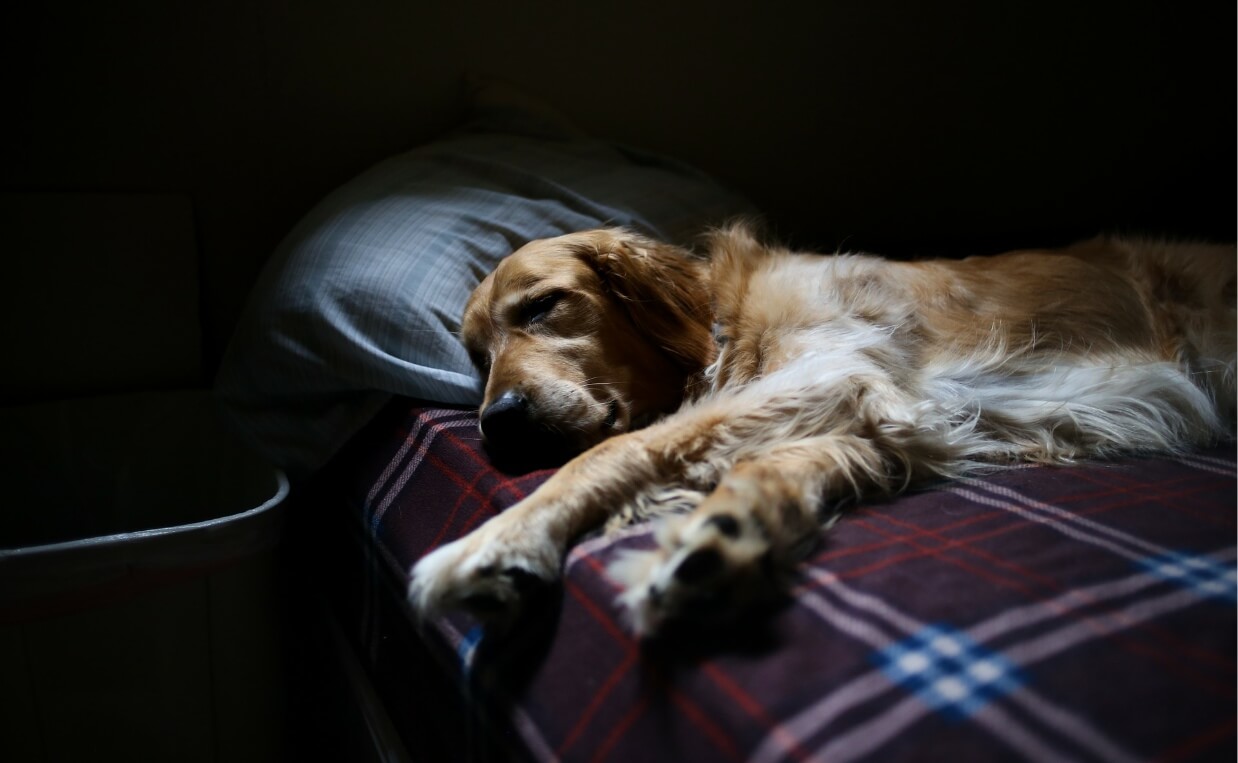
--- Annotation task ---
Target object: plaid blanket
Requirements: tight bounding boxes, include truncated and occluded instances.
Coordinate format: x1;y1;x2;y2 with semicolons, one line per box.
311;399;1236;762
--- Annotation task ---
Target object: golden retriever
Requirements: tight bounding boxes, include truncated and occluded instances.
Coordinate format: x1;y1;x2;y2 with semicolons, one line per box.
409;223;1235;635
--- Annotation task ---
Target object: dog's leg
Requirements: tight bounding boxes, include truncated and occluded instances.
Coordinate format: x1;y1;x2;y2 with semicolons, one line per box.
407;401;792;626
609;434;890;636
408;432;680;626
409;376;908;628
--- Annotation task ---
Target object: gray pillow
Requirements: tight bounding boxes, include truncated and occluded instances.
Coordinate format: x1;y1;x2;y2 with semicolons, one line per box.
215;115;752;477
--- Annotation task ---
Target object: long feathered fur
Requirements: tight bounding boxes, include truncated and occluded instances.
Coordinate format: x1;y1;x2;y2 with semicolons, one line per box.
410;223;1235;635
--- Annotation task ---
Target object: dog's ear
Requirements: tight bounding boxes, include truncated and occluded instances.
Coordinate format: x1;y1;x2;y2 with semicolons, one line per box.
573;230;716;373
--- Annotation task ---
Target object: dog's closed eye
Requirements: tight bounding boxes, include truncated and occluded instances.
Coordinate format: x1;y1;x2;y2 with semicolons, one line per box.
520;290;567;325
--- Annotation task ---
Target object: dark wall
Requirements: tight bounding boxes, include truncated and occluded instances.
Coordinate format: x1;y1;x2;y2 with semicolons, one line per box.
449;1;1234;253
2;1;1233;379
1;1;465;375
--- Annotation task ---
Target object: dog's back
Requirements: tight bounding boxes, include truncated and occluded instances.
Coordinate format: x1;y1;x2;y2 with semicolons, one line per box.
1069;237;1236;421
704;227;1234;464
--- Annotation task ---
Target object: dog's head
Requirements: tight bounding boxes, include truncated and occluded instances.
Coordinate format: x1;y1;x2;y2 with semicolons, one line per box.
461;229;715;467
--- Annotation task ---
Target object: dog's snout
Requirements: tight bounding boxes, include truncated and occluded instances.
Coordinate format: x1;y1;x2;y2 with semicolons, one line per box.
480;391;532;445
478;390;583;469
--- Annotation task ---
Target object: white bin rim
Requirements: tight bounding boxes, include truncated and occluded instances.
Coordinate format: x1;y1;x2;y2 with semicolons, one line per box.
0;390;291;619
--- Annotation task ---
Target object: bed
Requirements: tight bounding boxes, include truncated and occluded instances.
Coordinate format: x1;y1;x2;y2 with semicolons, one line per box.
215;89;1236;762
300;399;1235;762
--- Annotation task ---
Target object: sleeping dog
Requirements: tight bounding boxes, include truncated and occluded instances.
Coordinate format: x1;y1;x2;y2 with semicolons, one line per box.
409;223;1235;635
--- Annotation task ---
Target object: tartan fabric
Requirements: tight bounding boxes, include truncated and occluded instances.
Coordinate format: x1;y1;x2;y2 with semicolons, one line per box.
318;398;1237;762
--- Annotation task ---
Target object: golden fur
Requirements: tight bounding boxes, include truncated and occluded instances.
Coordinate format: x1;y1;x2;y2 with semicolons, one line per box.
411;224;1235;635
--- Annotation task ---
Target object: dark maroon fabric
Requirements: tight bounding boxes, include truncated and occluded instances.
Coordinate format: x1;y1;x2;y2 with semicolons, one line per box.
318;398;1237;763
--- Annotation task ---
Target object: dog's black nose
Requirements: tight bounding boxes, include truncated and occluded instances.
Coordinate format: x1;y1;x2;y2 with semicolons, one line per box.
480;391;580;470
480;391;532;446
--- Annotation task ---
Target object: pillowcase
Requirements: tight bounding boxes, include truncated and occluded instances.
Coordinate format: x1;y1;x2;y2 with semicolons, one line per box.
215;106;753;477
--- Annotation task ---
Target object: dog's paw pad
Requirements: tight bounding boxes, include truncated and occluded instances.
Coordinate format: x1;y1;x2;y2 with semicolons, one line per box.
672;547;725;584
609;510;780;636
707;513;741;538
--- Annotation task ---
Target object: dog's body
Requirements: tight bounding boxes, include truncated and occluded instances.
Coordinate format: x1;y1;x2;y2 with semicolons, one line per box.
410;225;1235;635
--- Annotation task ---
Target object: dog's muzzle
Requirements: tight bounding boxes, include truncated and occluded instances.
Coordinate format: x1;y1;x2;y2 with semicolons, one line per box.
479;390;577;468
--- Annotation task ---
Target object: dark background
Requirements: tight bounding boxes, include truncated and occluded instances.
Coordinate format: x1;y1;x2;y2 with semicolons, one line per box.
0;4;1232;758
1;0;1233;387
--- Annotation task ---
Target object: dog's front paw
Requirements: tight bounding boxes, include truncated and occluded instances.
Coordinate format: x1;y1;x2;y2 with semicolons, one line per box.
408;516;561;627
608;508;784;636
608;472;831;637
